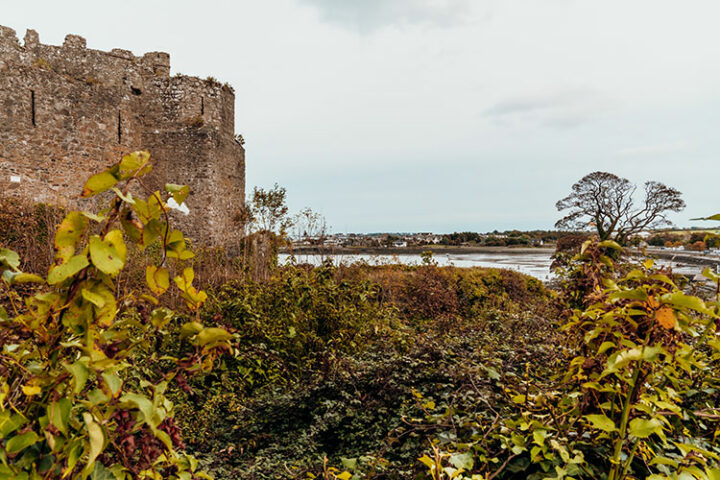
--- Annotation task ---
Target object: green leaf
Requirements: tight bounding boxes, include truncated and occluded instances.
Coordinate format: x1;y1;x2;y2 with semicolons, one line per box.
165;183;190;205
119;393;157;427
0;411;26;438
605;348;643;374
168;248;194;260
174;268;207;310
0;248;20;270
117;151;151;179
702;267;720;282
83;412;105;471
598;240;623;250
119;208;142;243
692;213;720;221
6;430;39;454
65;360;90;394
66;440;84;476
48;254;89;285
649;273;676;287
89;230;126;276
101;372;123;397
81;211;106;222
649;456;679;468
192;327;232;347
661;292;707;313
150;308;173;329
174;267;194;290
165;230;186;253
2;271;44;285
705;468;720;480
89;462;116;480
82;288;107;308
419;455;435;470
81;171;118;198
87;389;110;406
55;212;88;262
584;414;616;432
47;398;71;436
608;289;648;302
111;187;135;205
340;458;358;471
449;452;474;470
597;341;616;355
87;283;117;327
180;321;204;339
628;418;662;438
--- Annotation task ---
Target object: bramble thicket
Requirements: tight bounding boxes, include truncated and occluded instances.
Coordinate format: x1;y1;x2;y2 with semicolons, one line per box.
1;153;719;479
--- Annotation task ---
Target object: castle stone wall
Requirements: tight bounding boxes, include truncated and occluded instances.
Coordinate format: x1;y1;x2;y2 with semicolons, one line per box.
0;25;245;246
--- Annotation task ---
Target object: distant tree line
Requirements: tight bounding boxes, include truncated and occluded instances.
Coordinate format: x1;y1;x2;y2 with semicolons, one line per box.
439;230;572;247
647;231;720;250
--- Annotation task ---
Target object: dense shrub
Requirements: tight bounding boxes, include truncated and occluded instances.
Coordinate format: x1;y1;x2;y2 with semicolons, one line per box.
0;152;229;479
413;240;720;480
165;263;559;478
0;197;64;273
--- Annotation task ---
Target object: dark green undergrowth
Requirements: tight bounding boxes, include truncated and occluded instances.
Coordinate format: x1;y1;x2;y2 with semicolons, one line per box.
162;263;561;478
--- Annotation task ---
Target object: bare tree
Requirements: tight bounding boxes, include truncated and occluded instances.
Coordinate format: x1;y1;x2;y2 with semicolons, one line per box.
248;183;292;236
555;172;685;244
292;207;327;245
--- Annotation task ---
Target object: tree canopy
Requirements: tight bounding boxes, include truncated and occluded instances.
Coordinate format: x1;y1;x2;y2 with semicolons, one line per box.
555;171;685;244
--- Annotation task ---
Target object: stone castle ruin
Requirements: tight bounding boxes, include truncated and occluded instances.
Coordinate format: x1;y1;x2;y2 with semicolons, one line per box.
0;25;245;245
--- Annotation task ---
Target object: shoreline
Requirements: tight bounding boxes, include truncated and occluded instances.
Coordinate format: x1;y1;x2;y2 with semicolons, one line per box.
285;245;720;268
284;245;556;256
640;248;720;269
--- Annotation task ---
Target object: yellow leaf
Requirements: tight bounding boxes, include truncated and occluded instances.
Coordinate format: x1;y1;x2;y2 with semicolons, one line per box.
82;412;105;473
146;265;170;296
646;296;659;310
22;384;41;396
655;307;676;330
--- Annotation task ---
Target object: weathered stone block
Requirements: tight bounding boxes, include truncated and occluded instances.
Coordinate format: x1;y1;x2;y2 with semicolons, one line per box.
0;26;245;247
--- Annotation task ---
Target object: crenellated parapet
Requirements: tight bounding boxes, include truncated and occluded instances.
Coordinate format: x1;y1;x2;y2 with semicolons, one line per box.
0;25;245;246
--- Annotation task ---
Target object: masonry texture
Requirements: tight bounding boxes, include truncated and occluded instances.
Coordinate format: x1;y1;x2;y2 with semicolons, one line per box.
0;26;245;246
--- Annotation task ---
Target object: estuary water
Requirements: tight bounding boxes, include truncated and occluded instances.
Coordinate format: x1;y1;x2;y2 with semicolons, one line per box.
279;251;709;282
279;252;556;280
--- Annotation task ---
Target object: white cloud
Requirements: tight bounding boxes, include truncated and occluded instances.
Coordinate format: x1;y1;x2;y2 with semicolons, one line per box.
616;142;688;157
297;0;473;32
484;88;607;128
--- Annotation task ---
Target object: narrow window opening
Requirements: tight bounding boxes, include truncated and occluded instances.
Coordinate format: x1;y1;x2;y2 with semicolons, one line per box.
117;111;122;144
201;96;205;116
30;90;36;127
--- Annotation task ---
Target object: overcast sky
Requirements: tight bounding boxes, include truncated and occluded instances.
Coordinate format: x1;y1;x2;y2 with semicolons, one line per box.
4;1;720;233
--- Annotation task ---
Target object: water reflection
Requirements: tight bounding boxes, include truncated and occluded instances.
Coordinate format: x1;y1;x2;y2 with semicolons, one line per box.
279;252;555;281
279;251;709;282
